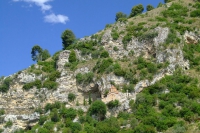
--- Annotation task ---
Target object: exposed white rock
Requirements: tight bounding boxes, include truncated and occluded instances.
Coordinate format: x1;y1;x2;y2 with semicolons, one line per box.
134;80;150;93
57;50;71;71
17;72;42;83
184;31;199;44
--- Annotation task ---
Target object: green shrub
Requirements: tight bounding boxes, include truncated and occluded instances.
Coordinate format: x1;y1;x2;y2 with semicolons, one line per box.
155;16;168;22
111;30;119;40
70;122;82;132
68;93;76;102
93;58;113;73
115;12;127;21
113;46;119;51
76;72;94;84
129;4;144;17
39;115;47;125
49;71;61;81
37;127;49;133
69;50;77;63
114;68;125;76
23;79;42;90
51;108;60;122
43;80;58;90
38;61;56;73
0;77;12;92
61;108;77;120
107;100;119;109
122;33;132;45
138;31;158;41
88;100;107;121
0;110;4;116
5;120;13;128
100;50;109;58
162;3;188;18
190;9;200;17
123;84;135;92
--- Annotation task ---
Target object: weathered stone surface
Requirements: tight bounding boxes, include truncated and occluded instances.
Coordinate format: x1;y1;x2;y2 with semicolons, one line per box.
17;72;42;83
57;50;71;71
184;31;199;44
134;80;150;93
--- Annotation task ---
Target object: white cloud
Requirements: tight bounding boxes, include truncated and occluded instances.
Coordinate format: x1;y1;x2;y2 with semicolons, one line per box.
13;0;69;24
13;0;53;12
44;13;69;24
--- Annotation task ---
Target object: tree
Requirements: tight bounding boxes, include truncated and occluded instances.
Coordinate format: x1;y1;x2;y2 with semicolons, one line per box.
31;45;50;62
115;12;127;21
88;100;107;121
61;29;76;49
31;45;43;62
146;4;154;11
129;4;144;18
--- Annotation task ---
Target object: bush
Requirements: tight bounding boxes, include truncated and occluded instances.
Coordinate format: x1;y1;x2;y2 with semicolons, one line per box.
76;72;94;84
129;4;144;17
190;9;200;17
146;4;154;11
138;31;158;42
115;12;127;21
51;108;60;122
100;50;109;58
113;46;119;51
0;110;4;116
111;30;119;40
61;108;77;120
39;115;47;125
88;100;107;121
43;80;58;90
5;120;13;128
93;58;113;73
114;68;125;76
38;61;56;73
68;93;76;102
122;33;132;45
23;79;42;90
162;3;188;18
49;71;61;81
0;77;12;92
69;50;77;63
107;100;119;109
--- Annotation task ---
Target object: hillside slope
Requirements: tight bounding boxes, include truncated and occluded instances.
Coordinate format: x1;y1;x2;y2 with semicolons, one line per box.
0;0;200;132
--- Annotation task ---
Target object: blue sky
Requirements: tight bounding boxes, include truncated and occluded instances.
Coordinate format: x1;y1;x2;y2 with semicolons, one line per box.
0;0;164;77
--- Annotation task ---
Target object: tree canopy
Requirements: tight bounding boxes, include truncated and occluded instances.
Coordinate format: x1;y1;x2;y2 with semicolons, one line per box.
31;45;50;62
146;4;154;11
115;12;127;21
129;4;144;18
88;100;107;121
61;29;76;49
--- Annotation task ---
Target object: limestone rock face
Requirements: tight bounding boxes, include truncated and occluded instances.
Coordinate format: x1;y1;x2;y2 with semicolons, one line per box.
57;50;71;71
17;72;42;83
184;31;199;44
